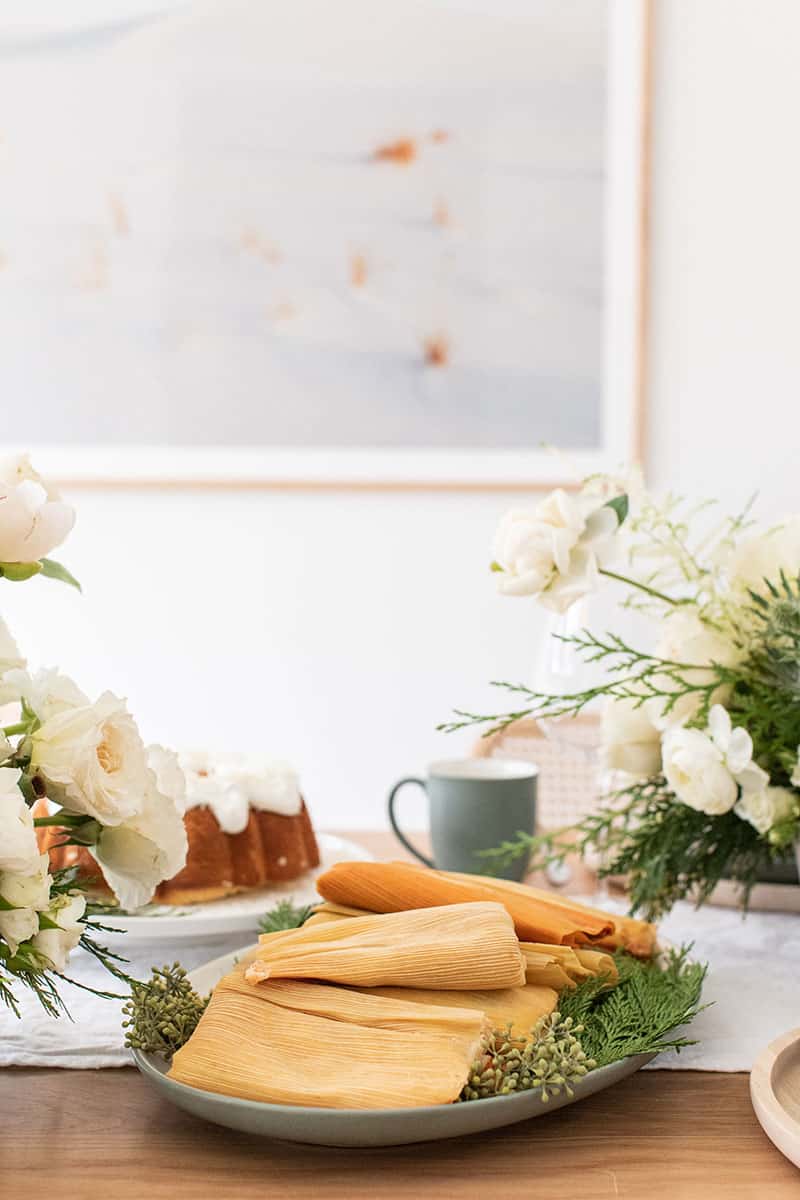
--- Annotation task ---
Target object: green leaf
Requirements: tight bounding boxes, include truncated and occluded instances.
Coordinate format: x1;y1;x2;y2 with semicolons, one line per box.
605;493;629;526
490;561;504;573
0;561;42;582
39;558;82;591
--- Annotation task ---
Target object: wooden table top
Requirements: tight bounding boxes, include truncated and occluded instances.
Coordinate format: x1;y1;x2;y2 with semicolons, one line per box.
1;832;796;1199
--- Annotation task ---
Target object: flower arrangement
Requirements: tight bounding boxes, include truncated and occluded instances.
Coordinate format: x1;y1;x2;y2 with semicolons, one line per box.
443;474;800;917
0;456;187;1015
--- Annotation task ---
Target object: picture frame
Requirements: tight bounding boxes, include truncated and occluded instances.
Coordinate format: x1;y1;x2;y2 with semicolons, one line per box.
4;0;651;491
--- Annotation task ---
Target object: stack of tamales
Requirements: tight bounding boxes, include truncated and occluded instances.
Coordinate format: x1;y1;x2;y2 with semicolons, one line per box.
169;863;656;1109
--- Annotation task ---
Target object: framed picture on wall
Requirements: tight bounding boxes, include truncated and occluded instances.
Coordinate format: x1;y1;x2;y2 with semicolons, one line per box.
0;0;651;488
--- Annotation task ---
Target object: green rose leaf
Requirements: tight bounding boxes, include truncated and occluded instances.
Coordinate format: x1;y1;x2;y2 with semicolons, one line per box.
0;561;43;582
605;494;629;526
490;561;504;573
39;558;82;592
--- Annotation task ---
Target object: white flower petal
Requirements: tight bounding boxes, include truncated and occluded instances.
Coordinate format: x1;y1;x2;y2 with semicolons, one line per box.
725;726;755;776
0;907;39;955
708;704;732;750
0;768;40;875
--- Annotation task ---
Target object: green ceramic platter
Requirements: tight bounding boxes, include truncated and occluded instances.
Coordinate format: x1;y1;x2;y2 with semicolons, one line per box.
132;946;656;1148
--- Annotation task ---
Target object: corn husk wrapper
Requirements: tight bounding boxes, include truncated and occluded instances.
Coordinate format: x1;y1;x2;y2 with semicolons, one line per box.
170;967;488;1109
519;944;583;990
360;982;557;1033
572;947;620;986
308;903;620;992
316;861;618;948
444;872;656;958
244;901;526;989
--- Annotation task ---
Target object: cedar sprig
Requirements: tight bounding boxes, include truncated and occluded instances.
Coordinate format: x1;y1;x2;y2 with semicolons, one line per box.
259;899;315;934
558;946;707;1066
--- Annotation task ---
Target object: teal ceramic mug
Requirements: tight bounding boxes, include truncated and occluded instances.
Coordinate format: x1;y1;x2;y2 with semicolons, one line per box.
387;758;537;882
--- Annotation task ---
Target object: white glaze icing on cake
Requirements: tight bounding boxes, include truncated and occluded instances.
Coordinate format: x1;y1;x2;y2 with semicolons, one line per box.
178;752;302;835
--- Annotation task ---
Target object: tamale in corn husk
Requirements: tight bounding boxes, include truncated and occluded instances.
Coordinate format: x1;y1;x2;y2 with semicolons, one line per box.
169;972;488;1108
308;901;620;992
444;872;656;958
572;947;619;986
359;982;557;1033
519;944;584;990
315;861;655;957
219;962;553;1036
244;901;526;989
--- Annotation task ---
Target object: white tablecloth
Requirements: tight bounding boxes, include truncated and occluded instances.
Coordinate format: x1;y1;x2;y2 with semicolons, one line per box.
1;900;797;1071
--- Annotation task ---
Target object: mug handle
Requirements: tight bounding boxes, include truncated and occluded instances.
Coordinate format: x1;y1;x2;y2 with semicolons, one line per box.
387;777;435;868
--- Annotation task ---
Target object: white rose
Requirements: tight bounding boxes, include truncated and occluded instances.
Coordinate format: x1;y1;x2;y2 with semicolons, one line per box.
601;698;662;778
729;517;800;596
649;609;740;728
93;745;188;909
662;705;766;815
735;785;799;836
0;853;52;955
0;767;40;875
0;454;75;564
4;667;89;724
662;726;738;814
32;892;86;973
493;489;619;614
29;691;150;826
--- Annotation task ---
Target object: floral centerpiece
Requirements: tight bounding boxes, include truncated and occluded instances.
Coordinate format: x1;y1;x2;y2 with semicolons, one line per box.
443;474;800;918
0;456;187;1015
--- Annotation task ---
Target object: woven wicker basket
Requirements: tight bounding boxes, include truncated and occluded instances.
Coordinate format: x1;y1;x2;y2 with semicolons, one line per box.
473;715;602;833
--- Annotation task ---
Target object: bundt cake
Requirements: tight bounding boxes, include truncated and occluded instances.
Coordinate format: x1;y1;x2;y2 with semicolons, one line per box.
36;753;320;907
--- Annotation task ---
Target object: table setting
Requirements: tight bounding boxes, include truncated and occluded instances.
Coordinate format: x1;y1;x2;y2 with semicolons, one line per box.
1;459;800;1198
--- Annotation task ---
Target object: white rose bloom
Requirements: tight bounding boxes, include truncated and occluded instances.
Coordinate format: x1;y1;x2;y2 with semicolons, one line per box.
662;705;766;815
735;785;799;836
0;455;75;564
729;516;800;596
0;767;40;875
662;726;738;815
493;490;619;614
4;667;89;724
93;745;188;910
602;698;662;778
32;893;86;973
649;609;740;728
0;852;52;955
29;691;150;826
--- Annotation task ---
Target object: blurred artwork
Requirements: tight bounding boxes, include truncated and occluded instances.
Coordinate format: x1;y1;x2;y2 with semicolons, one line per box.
0;0;644;480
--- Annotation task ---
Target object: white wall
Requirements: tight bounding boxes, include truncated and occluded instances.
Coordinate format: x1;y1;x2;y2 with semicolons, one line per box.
1;487;552;831
6;0;800;831
647;0;800;511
